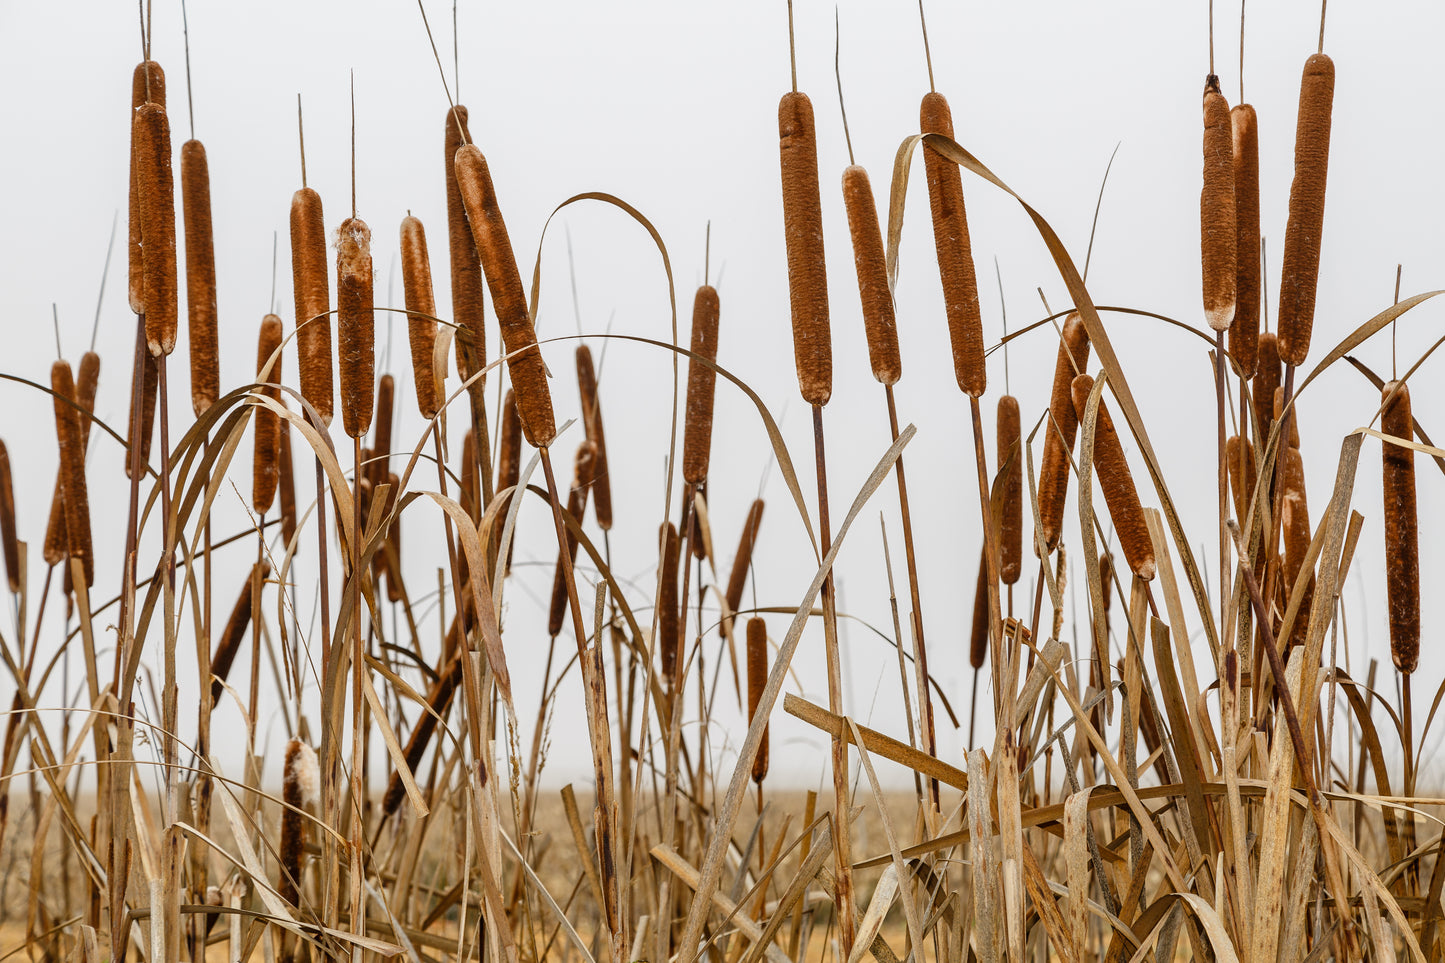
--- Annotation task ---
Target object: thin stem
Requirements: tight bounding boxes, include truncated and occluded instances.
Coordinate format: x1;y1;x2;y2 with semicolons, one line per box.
181;0;195;139
1239;0;1247;102
350;70;357;218
1208;0;1215;75
786;0;798;94
833;8;854;166
1318;0;1328;53
917;0;935;93
92;212;118;353
1216;332;1229;649
297;94;307;189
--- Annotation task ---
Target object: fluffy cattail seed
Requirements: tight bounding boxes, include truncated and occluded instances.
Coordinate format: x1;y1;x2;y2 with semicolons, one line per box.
252;315;284;514
1071;375;1154;580
1277;54;1335;367
997;395;1022;584
842;165;900;385
290;187;333;425
1037;314;1091;553
134;103;177;356
182;139;219;414
52;362;94;588
547;441;596;638
683;285;721;485
968;549;988;670
453;144;556;447
778;91;831;406
1231;104;1261;378
278;738;317;906
575;346;612;530
722;499;764;639
921;92;985;397
128;61;165;315
337;217;374;439
0;441;17;593
747;617;769;784
1382;382;1419;673
400;216;440;419
1201;77;1236;332
444;107;487;400
658;521;681;686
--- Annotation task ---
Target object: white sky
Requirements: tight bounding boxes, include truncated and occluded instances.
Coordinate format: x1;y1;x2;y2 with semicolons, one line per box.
1;1;1442;792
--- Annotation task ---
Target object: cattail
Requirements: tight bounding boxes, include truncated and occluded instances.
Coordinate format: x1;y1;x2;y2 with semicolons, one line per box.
968;549;988;670
384;648;462;817
682;285;721;485
444;107;487;399
997;395;1022;584
252;316;284;514
1382;382;1419;673
52;350;104;552
1037;314;1092;553
575;346;612;530
372;373;394;486
290;187;333;425
1231;104;1261;378
76;352;100;446
842;165;900;385
547;441;597;638
385;471;403;603
1273;387;1301;450
128;61;165;315
52;362;94;588
400;216;440;419
125;345;158;479
453;144;556;447
460;430;479;521
337;217;374;439
747;617;769;784
1277;54;1335;367
920;92;985;397
277;411;297;549
1099;551;1114;610
1201;77;1236;332
1280;446;1314;649
210;563;269;702
497;390;522;495
722;498;765;639
688;489;708;562
658;521;681;685
1225;434;1258;524
778;91;831;406
134;103;177;356
0;441;17;593
1254;331;1281;445
182;139;219;414
278;738;318;906
1071;375;1154;580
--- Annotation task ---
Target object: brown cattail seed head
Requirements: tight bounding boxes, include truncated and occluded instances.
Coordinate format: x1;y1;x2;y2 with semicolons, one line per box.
290;187;333;426
1254;331;1281;444
921;92;985;397
135;103;177;356
279;737;316;906
1273;386;1301;450
400;215;440;419
683;285;721;485
129;61;165;315
460;430;479;520
182;139;219;414
575;346;612;530
1280;446;1314;648
46;355;100;573
722;498;764;639
277;411;298;549
52;362;94;587
498;390;522;496
1277;53;1335;368
997;395;1023;584
76;352;100;447
372;373;394;484
1071;374;1154;580
778;91;831;406
548;441;597;637
968;549;988;670
444;107;487;392
842;165;900;385
337;217;375;439
658;521;681;685
1201;77;1237;332
1382;382;1419;673
1226;434;1258;525
0;441;17;593
1230;104;1261;378
384;470;403;603
252;315;284;514
1037;313;1091;554
454;144;557;447
747;617;769;784
210;562;269;702
125;339;159;479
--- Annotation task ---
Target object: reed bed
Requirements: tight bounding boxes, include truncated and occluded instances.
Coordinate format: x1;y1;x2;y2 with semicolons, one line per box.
4;6;1445;963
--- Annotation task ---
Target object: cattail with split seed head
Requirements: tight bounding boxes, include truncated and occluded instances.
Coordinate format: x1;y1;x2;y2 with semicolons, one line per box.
277;411;297;549
547;441;596;637
1254;331;1281;445
1071;374;1154;580
444;107;487;397
968;549;988;670
575;346;612;530
0;441;17;593
1280;446;1314;649
747;616;769;784
372;373;394;485
278;738;317;906
210;562;268;702
778;91;831;406
134;103;177;356
1201;77;1236;332
658;521;681;686
1382;382;1419;673
51;362;93;588
1273;387;1301;449
997;395;1022;584
400;216;440;419
453;144;556;447
252;315;283;514
1231;104;1261;378
722;498;764;639
337;217;374;439
1277;53;1335;367
182;139;218;414
842;165;900;385
290;187;332;425
129;61;165;315
683;285;720;485
921;92;985;396
1037;314;1091;554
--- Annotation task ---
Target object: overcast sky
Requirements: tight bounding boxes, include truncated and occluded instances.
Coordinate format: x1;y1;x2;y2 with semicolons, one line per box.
1;1;1442;791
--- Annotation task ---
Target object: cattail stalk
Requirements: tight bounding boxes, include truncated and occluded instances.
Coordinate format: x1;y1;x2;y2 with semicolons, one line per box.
842;165;900;385
1277;54;1335;367
576;346;613;530
966;547;987;746
721;499;765;641
0;441;17;593
290;188;332;425
682;286;721;485
371;374;394;486
129;61;166;315
1254;331;1281;447
1201;76;1237;333
547;442;597;638
277;409;297;550
1279;447;1314;649
181;138;219;414
52;362;94;588
1038;314;1091;553
658;521;681;687
209;562;268;702
1072;375;1155;580
997;395;1022;588
400;216;440;419
444;107;487;397
1382;382;1419;674
778;91;831;406
252;316;283;514
1231;104;1261;378
337;217;374;439
746;617;769;784
135;103;177;356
